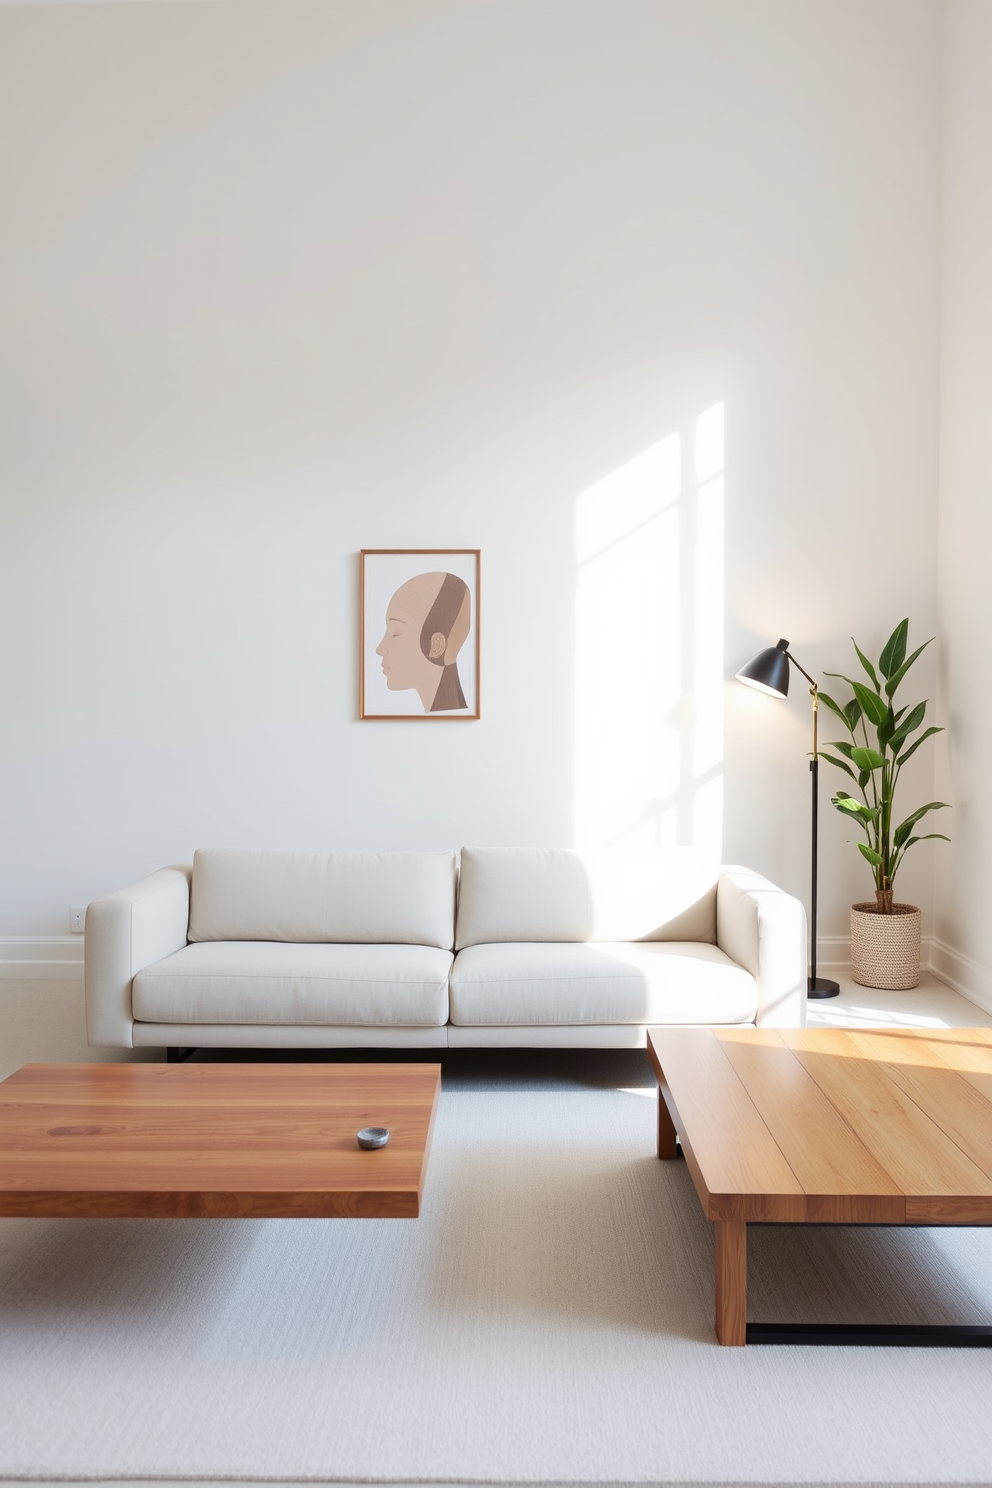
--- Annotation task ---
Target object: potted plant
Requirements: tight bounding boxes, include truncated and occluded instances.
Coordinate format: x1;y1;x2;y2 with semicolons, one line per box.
819;618;949;989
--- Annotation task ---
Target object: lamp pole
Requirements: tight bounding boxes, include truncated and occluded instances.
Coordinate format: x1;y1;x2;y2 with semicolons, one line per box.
736;638;840;1000
781;650;838;998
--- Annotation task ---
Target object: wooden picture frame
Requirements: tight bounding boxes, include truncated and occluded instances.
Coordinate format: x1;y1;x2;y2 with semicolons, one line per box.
360;550;480;719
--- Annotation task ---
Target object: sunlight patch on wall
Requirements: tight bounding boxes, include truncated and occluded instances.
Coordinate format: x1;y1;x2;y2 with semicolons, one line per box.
691;405;725;851
574;405;725;853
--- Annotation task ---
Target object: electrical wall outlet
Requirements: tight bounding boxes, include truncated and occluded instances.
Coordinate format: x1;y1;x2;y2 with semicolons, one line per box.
70;906;86;934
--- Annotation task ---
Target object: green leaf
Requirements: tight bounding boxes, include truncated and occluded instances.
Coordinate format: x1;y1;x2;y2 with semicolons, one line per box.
850;746;885;771
885;638;933;698
902;833;951;851
878;619;908;679
889;700;927;752
852;640;881;690
852;682;888;727
896;726;943;767
820;753;856;780
818;691;856;732
832;795;880;822
844;697;863;731
893;801;950;841
858;843;884;867
826;740;856;759
877;706;896;752
858;769;871;790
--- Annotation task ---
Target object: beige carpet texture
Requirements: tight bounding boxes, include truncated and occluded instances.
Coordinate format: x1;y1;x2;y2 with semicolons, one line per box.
2;1064;992;1484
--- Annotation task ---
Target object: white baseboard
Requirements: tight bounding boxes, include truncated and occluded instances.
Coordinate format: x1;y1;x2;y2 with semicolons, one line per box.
812;934;943;971
814;934;853;971
817;932;992;1014
928;937;992;1016
0;937;84;980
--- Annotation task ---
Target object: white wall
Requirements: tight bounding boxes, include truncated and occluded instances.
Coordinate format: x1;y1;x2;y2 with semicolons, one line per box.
933;0;992;1009
0;0;941;956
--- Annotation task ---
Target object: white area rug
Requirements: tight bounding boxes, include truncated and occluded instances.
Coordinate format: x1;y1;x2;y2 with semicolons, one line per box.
2;1054;992;1484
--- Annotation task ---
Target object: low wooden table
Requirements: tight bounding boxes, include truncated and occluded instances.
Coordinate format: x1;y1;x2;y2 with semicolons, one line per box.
0;1062;440;1219
648;1026;992;1347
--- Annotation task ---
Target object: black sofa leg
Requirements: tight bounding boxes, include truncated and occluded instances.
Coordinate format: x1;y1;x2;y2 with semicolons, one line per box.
166;1046;198;1063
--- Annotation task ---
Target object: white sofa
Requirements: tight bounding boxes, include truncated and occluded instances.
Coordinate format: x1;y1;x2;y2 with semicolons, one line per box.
84;847;808;1053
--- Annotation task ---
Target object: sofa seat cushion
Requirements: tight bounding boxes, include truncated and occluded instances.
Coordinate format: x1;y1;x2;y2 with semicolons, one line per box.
132;942;452;1027
449;942;757;1026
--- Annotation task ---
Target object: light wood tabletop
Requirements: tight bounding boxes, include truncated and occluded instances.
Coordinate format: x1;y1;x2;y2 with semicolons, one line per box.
647;1026;992;1345
0;1061;441;1220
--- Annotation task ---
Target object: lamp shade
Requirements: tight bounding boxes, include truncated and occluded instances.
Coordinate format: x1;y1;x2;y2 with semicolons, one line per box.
736;638;791;698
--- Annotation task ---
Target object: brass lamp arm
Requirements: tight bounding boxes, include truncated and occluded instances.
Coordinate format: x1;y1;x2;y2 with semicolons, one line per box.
787;651;820;758
786;650;818;690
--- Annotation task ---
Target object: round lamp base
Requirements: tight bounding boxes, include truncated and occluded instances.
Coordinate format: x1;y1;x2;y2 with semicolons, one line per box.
807;977;840;999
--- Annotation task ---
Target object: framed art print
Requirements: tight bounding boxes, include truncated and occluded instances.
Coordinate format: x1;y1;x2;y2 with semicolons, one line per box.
360;550;480;719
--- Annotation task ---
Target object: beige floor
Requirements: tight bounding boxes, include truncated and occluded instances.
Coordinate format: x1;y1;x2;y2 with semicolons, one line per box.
804;966;992;1030
1;967;990;1083
2;967;991;1488
0;976;159;1082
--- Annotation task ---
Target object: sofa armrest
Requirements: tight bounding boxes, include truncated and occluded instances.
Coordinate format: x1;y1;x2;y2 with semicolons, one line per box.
84;867;192;1047
716;867;807;1027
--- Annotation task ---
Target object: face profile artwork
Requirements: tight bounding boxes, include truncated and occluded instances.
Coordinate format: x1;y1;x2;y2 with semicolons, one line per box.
361;551;480;719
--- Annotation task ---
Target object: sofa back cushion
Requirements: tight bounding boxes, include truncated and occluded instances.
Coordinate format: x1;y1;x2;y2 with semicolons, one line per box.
187;849;456;950
455;846;718;948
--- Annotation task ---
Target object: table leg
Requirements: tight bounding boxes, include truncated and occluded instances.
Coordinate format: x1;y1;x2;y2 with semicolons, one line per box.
715;1218;747;1346
657;1090;678;1159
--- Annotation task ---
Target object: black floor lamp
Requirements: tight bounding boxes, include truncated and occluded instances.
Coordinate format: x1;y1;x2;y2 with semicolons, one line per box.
735;638;840;1000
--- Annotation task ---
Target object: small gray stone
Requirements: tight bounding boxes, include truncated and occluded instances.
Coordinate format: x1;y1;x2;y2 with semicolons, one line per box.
357;1126;389;1149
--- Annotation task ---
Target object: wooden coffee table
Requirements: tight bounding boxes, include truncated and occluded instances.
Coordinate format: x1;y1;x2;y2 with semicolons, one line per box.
648;1026;992;1347
0;1061;440;1219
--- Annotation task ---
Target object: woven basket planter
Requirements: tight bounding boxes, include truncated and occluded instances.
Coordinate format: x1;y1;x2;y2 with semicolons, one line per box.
850;902;921;990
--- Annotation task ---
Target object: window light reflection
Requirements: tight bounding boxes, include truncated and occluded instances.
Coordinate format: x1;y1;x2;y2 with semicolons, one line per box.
574;405;726;855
